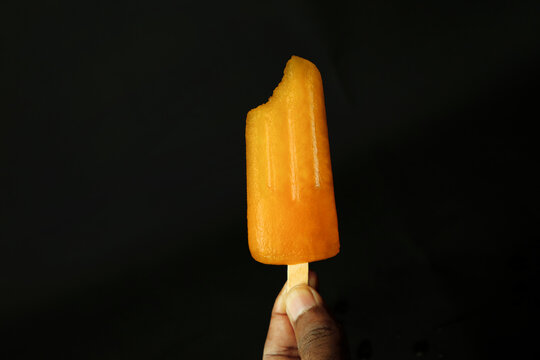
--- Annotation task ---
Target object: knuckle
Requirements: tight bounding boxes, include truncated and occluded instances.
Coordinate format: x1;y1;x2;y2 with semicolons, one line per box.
298;321;337;350
263;346;300;360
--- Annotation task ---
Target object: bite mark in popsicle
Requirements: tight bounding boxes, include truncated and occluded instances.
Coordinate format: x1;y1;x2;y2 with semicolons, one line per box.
246;56;339;271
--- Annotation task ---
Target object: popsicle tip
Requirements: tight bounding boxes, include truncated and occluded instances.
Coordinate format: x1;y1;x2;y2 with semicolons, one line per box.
288;54;316;67
247;55;320;119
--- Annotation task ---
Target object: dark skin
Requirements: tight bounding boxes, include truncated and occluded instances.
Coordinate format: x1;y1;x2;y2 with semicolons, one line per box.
263;271;347;360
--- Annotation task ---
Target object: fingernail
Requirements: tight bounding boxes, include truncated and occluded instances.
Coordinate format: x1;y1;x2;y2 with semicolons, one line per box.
286;286;316;322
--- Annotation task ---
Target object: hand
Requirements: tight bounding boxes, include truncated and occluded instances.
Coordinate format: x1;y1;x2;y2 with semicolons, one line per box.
263;271;347;360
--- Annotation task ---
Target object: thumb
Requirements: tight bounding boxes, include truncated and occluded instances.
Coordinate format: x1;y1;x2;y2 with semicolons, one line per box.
285;285;345;360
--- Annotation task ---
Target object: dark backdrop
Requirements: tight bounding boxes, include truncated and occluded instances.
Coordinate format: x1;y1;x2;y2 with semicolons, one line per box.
2;0;539;359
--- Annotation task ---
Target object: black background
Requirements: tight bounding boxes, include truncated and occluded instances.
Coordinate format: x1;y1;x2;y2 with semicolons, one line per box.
2;0;539;359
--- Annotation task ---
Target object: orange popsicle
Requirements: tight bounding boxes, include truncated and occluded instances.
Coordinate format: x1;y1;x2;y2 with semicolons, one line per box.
246;56;339;265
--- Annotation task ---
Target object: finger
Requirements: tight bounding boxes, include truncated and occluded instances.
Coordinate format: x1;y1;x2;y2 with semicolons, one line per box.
263;282;299;360
308;270;318;290
285;285;345;360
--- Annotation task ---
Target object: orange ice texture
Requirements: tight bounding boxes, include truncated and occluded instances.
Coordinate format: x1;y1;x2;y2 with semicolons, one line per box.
246;56;339;265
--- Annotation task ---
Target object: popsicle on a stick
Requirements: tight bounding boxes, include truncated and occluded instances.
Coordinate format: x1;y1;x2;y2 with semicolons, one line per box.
246;56;339;289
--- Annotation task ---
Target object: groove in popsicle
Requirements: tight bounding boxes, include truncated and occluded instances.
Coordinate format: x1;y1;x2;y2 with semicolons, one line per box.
265;118;274;189
287;105;299;200
309;80;321;188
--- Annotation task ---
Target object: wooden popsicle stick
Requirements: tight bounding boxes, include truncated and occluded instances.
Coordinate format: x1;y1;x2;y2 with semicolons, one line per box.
287;263;309;292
